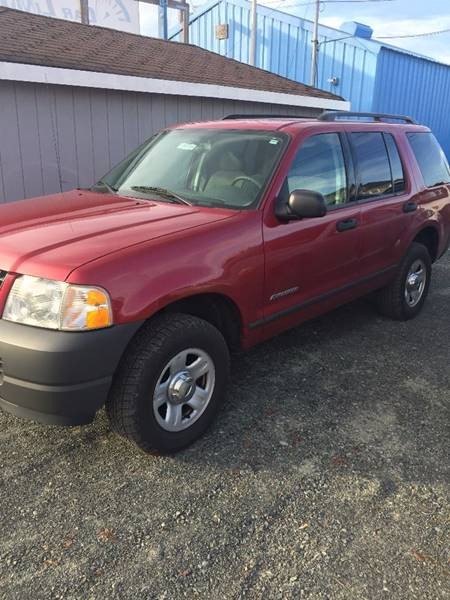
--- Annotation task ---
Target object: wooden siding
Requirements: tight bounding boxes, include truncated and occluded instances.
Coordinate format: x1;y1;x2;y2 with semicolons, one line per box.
0;80;319;203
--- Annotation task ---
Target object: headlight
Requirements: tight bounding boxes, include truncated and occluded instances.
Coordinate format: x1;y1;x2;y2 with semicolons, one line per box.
2;275;113;331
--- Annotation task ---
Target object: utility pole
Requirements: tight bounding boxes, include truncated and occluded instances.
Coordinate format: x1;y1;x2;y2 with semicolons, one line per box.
159;0;168;39
310;0;320;86
249;0;257;66
80;0;89;24
179;0;190;44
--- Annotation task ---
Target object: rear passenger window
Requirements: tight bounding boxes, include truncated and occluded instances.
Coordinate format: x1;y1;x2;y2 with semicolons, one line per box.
384;134;406;194
406;132;450;188
350;132;392;200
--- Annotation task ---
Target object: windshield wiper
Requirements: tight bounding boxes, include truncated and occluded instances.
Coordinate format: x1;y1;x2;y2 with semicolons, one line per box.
93;180;118;194
130;185;192;206
130;186;192;206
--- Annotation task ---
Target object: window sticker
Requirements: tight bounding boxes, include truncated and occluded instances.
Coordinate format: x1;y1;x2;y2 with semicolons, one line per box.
177;143;197;150
269;138;280;145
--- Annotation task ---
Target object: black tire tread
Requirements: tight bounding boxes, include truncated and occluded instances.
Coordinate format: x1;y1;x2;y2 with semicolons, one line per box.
106;313;229;453
376;242;431;321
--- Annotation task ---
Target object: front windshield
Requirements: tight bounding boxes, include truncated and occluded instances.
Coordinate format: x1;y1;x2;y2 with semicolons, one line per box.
95;128;288;209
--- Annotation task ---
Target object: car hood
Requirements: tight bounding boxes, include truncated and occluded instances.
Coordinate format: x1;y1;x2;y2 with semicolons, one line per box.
0;190;235;281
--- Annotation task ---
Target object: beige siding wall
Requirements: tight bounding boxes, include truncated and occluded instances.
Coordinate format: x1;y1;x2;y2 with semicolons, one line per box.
0;80;320;203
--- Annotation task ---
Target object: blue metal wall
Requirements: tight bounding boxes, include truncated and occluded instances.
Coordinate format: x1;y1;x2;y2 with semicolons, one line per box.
373;47;450;157
173;0;450;156
172;0;379;110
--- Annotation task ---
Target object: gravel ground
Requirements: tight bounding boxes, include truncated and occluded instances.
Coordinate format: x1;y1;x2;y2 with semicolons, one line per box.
1;255;449;600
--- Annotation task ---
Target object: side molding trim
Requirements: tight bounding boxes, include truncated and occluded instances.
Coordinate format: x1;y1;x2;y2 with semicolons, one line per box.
249;265;397;329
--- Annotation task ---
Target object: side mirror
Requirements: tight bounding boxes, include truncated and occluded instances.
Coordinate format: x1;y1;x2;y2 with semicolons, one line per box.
275;189;327;221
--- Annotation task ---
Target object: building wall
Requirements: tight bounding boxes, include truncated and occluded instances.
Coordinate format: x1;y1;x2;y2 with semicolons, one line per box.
0;80;320;203
172;0;379;111
372;48;450;157
0;0;140;33
176;0;450;156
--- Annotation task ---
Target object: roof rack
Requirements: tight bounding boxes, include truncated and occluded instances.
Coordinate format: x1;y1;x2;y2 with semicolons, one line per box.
319;111;417;124
222;114;306;120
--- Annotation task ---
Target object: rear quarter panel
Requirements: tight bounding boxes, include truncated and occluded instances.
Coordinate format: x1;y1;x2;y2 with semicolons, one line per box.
398;129;450;257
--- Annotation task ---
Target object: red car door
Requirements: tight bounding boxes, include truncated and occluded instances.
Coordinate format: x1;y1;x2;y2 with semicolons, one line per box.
349;130;413;277
260;131;362;337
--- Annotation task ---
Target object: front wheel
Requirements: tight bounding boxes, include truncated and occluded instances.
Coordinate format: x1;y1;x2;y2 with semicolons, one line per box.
375;242;432;320
106;313;230;454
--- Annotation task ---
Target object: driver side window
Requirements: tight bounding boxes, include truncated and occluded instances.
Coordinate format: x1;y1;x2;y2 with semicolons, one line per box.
286;133;348;206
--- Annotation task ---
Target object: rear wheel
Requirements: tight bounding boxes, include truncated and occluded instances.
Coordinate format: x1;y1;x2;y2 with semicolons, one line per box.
106;313;230;454
375;242;431;320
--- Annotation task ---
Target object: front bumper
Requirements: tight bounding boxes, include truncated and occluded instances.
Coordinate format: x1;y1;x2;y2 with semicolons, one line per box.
0;319;143;426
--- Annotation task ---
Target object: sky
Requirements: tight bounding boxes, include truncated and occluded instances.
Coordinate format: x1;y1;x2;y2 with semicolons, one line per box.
139;0;450;65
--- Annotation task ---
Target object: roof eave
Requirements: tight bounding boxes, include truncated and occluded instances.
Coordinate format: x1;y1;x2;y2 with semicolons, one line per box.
0;61;350;111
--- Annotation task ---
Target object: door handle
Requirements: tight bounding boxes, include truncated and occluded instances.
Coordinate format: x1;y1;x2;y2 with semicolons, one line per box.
403;201;418;213
336;218;358;232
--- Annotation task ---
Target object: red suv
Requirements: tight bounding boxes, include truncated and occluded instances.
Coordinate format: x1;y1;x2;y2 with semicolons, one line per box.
0;111;449;453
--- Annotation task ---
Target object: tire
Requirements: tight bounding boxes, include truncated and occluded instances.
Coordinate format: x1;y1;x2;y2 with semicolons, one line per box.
106;313;230;454
375;242;432;321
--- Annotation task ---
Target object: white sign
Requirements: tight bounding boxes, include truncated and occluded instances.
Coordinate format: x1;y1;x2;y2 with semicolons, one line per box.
0;0;140;33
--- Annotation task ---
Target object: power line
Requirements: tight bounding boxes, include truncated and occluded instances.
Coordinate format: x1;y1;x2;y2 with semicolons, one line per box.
264;0;397;13
378;28;450;39
323;0;397;2
264;1;448;42
268;0;398;5
318;0;397;2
